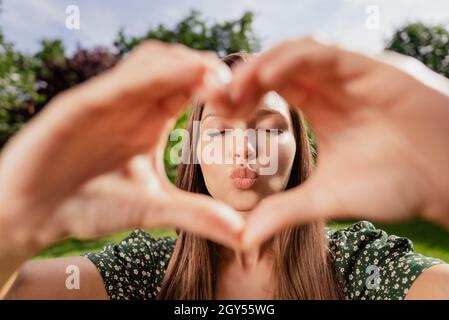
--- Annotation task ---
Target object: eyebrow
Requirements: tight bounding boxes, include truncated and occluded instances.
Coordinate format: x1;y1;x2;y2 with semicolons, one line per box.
254;108;284;119
202;108;286;122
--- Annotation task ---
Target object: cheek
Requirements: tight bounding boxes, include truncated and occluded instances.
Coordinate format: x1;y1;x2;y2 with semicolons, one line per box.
197;138;229;199
279;133;297;168
260;133;297;190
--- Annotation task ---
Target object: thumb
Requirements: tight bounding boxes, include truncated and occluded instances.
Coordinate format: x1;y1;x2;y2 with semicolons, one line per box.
143;185;245;250
241;174;344;250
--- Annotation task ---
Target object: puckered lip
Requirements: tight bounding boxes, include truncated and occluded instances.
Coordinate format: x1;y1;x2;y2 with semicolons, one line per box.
230;166;258;190
230;166;258;179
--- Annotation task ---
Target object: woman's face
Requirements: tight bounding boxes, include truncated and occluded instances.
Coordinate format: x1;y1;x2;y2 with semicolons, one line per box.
197;91;297;211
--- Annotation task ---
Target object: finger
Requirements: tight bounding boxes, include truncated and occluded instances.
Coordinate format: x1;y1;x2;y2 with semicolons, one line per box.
201;52;233;93
230;40;303;107
141;179;246;250
156;89;191;119
195;53;236;118
228;41;320;118
123;154;154;185
257;45;338;91
275;83;309;109
111;41;208;101
241;174;344;250
141;151;245;249
226;59;264;119
143;189;245;250
230;37;374;116
253;38;372;90
56;164;244;249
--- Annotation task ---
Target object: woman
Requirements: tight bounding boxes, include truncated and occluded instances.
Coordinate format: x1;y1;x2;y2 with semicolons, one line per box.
1;40;449;300
83;53;444;300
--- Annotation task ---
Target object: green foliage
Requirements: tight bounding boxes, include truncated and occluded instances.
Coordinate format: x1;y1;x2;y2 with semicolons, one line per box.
32;39;76;113
114;10;260;56
35;228;176;259
387;22;449;78
306;122;317;163
0;31;42;146
35;39;65;66
329;220;449;263
164;109;189;183
0;35;119;147
33;39;120;113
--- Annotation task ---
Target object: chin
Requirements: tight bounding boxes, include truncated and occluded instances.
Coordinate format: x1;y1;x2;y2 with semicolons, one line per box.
227;194;262;212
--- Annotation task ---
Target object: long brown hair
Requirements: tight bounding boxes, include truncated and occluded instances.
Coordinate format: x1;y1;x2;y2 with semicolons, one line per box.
158;53;343;299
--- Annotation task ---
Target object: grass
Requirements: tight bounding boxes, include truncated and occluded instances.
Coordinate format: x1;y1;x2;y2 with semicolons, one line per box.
329;220;449;262
34;228;176;259
34;220;449;263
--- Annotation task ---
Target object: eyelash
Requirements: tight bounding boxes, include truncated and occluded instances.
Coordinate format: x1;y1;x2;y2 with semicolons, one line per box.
259;128;285;134
207;130;229;137
207;129;285;137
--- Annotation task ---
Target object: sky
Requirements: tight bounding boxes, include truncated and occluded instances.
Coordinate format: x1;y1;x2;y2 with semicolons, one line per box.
1;0;449;55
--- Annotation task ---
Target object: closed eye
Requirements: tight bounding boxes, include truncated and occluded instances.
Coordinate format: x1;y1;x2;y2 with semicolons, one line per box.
256;128;285;134
206;129;232;137
206;128;285;137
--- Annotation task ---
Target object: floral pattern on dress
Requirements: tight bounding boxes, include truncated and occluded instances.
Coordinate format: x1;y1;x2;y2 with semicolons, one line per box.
84;221;445;300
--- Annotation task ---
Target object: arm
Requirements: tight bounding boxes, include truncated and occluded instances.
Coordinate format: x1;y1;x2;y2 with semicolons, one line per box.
225;38;449;249
0;41;244;299
3;257;108;300
406;264;449;299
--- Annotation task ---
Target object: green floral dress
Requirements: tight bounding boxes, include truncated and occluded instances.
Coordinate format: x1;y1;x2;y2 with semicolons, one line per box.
84;221;445;300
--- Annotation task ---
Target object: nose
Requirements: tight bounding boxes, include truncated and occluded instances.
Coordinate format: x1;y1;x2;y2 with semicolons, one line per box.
233;130;257;163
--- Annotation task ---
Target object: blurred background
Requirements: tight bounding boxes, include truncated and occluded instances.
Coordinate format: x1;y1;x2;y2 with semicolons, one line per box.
0;0;448;261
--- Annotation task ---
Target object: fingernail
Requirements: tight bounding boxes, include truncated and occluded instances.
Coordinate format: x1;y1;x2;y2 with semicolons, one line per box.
204;60;233;88
216;65;233;86
204;73;224;92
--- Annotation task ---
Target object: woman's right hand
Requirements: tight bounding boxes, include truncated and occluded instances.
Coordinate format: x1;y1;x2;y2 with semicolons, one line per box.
226;38;449;249
0;41;244;266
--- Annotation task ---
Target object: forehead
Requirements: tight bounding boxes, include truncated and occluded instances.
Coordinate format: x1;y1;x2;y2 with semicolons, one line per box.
202;91;291;121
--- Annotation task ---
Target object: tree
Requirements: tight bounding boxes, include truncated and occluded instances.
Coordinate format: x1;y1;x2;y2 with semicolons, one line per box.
33;40;119;112
114;10;260;56
387;22;449;78
0;31;42;147
33;39;74;113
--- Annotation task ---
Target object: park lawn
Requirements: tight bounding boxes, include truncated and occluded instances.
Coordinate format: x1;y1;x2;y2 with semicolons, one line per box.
34;228;177;259
35;220;449;263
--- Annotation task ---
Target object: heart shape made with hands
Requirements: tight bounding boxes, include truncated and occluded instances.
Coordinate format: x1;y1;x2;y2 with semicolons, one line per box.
2;38;445;256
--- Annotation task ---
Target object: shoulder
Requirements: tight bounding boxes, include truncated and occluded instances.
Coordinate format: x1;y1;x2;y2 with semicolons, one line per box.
327;221;446;300
405;263;449;299
84;229;176;300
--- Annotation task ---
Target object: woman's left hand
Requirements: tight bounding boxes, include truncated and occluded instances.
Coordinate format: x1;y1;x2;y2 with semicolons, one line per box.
219;38;449;250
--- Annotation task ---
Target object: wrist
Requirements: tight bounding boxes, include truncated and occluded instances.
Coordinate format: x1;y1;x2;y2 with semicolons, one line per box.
0;211;35;293
0;200;43;262
0;232;36;267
